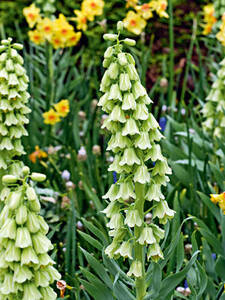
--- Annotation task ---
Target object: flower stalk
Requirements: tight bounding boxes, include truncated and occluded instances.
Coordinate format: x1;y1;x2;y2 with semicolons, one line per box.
100;22;175;300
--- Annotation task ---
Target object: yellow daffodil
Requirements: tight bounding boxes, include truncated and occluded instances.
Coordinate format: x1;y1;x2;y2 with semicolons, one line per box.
53;14;75;43
202;4;217;35
74;10;88;31
81;0;104;22
135;3;153;20
28;30;45;45
65;31;82;47
124;11;147;35
43;109;60;125
210;192;225;214
51;35;64;49
37;18;54;41
126;0;138;8
29;146;48;163
150;0;169;18
54;100;70;117
23;3;41;28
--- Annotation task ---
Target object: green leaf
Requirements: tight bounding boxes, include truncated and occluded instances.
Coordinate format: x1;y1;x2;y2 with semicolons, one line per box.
215;256;225;280
81;218;108;245
197;191;220;222
78;230;103;251
80;279;114;300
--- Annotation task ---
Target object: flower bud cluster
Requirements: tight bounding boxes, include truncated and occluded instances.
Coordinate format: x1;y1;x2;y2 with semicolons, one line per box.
0;38;31;170
0;167;61;299
202;58;225;138
99;24;175;278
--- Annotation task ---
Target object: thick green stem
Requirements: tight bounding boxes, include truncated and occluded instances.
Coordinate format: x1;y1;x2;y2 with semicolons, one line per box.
134;183;146;300
168;0;174;106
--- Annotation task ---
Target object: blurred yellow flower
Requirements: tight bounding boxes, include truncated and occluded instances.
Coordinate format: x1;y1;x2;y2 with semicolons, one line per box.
124;11;147;35
135;3;153;20
43;109;60;125
126;0;138;8
28;30;45;45
51;35;64;49
53;14;75;43
23;3;40;28
37;18;54;41
54;100;70;117
29;146;48;163
74;10;88;31
81;0;104;21
216;16;225;45
66;32;82;47
202;4;217;35
210;192;225;214
150;0;169;18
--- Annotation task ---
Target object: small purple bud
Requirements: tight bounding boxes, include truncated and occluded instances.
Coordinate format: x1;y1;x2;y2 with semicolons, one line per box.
61;170;70;181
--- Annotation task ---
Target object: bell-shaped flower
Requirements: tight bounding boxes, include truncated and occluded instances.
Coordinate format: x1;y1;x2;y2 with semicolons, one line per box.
118;53;128;66
13;264;33;283
15;227;32;248
151;224;165;243
122;93;136;110
147;243;164;262
5;240;21;262
117;181;136;201
0;68;8;80
122;118;140;136
125;208;142;227
4;111;18;126
8;88;20;100
108;155;124;173
107;132;131;151
0;124;8;136
109;105;126;123
152;159;172;176
105;240;120;258
38;253;55;266
119;73;131;91
143;114;159;131
0;137;13;151
126;63;139;80
6;59;14;71
8;73;19;86
0;83;8;95
38;216;49;235
134;165;150;184
153;174;170;186
18;78;28;91
114;241;133;259
98;92;109;108
145;183;165;202
108;83;122;101
7;189;22;210
16;205;28;225
132;81;146;99
46;265;61;283
106;213;123;229
138;227;156;245
32;232;53;254
104;46;114;58
102;201;120;218
0;218;17;239
141;94;153;105
145;144;164;162
100;70;111;92
108;62;119;79
0;205;9;227
103;183;119;201
23;283;42;300
40;286;57;299
133;103;149;120
34;269;50;287
29;198;41;213
153;200;175;224
27;212;40;233
127;260;142;277
15;63;26;76
134;131;151;150
21;247;39;265
0;273;15;295
119;148;140;166
0;251;9;269
0;99;12;110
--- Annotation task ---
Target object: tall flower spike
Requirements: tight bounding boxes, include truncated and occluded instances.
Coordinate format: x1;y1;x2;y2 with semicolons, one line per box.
100;22;175;298
202;58;225;138
0;167;61;299
0;38;30;170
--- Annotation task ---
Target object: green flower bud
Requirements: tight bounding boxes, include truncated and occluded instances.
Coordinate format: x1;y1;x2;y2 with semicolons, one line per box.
118;53;128;66
22;166;30;176
16;205;28;225
108;62;119;79
15;227;32;248
119;73;131;91
103;34;118;41
2;175;18;184
12;43;23;50
0;218;17;239
117;21;124;31
104;46;114;58
30;172;46;182
8;190;22;210
26;186;37;201
124;38;136;46
27;212;40;233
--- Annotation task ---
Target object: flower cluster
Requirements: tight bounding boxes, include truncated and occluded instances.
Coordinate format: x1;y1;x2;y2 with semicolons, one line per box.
73;0;105;32
202;58;225;138
124;0;168;35
23;4;81;48
0;167;61;299
202;4;217;35
43;99;70;125
210;192;225;214
29;146;48;164
0;38;30;170
99;24;175;278
214;0;225;19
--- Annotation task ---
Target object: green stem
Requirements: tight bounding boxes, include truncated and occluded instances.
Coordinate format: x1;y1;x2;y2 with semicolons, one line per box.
44;42;54;146
134;183;146;300
168;0;174;106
